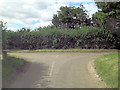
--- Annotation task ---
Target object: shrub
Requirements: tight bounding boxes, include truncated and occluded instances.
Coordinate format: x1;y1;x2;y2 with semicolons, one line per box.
5;26;119;50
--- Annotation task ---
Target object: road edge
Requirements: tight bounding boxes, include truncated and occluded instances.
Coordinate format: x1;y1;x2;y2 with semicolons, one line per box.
3;60;30;88
87;59;109;88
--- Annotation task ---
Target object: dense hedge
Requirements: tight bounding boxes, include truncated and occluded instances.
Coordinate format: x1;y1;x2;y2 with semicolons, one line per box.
5;26;120;50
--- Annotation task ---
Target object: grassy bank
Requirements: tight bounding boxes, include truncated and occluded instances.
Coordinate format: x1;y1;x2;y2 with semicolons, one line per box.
95;53;119;88
9;49;118;53
2;56;25;79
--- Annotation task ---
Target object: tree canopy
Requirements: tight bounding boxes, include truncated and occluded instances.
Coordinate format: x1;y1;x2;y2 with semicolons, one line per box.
92;2;120;31
52;5;91;29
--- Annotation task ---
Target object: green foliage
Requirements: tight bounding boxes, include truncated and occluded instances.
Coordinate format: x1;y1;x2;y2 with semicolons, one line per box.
52;5;91;29
95;2;120;17
93;2;120;31
95;53;118;88
92;11;108;29
5;26;120;50
2;56;25;79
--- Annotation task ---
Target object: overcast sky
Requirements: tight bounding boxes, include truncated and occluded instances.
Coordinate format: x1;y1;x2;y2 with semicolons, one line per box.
0;0;98;31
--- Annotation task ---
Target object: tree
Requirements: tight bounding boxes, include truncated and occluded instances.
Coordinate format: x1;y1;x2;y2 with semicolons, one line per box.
92;2;120;31
52;5;91;29
52;14;60;28
92;11;108;29
18;28;31;32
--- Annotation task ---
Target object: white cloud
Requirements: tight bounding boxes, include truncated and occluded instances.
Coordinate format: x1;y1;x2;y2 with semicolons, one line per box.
0;0;98;30
82;2;98;17
7;27;18;31
0;0;68;29
33;21;52;28
56;0;94;3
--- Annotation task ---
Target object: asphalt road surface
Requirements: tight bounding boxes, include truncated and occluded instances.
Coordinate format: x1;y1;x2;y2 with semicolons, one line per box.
3;52;110;88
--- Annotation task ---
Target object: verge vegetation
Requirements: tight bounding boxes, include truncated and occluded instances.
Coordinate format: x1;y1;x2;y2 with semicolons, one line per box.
2;56;25;79
9;49;118;53
95;53;119;88
3;26;120;50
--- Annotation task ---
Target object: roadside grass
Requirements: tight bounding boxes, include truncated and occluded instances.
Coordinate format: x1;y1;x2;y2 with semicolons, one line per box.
8;49;118;53
95;53;119;88
2;56;25;79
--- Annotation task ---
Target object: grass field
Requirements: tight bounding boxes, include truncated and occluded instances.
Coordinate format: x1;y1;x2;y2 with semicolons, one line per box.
95;53;119;88
9;49;118;53
2;56;25;79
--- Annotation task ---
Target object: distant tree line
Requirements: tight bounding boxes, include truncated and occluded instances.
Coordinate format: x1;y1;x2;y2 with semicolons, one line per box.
1;1;120;50
52;2;120;31
1;27;119;50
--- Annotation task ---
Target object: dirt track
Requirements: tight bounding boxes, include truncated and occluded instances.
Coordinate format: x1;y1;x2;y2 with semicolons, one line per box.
3;52;110;88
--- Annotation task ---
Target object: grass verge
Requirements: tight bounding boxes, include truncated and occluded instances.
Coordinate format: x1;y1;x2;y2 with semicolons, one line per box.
9;49;118;53
94;53;119;88
2;56;25;79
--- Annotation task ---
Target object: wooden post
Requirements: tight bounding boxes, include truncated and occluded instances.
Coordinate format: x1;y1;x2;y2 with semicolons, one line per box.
2;50;9;59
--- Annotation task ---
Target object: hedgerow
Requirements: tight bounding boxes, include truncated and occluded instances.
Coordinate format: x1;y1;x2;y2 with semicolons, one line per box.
5;26;120;50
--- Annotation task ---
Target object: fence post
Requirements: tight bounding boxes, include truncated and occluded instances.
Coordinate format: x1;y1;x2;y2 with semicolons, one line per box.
2;50;9;59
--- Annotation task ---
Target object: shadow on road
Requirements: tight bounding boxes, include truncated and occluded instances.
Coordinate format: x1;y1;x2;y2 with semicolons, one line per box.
3;61;50;88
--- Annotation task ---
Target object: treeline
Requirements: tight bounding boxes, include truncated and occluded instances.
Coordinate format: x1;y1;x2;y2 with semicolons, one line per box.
52;2;120;31
3;26;120;50
1;2;120;50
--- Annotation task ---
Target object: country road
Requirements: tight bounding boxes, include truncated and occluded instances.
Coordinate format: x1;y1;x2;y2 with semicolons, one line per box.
3;52;110;88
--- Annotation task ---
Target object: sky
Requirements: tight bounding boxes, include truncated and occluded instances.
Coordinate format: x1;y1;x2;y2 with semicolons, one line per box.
0;0;98;31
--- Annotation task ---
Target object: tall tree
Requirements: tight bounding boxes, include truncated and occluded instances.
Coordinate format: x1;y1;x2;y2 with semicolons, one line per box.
52;5;91;29
92;2;120;31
